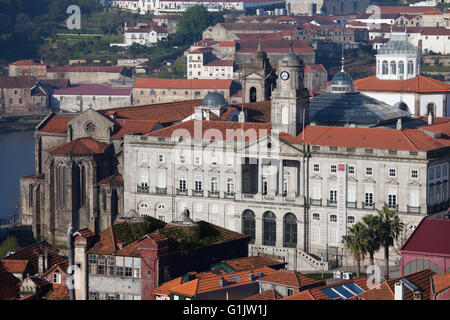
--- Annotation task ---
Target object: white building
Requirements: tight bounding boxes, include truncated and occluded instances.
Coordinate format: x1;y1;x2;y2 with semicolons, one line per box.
111;23;168;47
355;32;450;117
186;48;234;80
122;49;450;272
105;0;140;12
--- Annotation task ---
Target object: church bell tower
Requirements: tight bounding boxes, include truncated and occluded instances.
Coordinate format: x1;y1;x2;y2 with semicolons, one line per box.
271;47;309;137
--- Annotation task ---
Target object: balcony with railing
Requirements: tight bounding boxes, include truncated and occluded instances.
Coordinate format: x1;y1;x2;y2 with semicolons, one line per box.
137;185;149;193
362;202;375;210
155;187;167;195
385;203;398;211
327;199;337;207
309;198;322;206
176;188;187;196
224;192;235;199
407;205;420;214
346;201;357;208
192;189;204;197
208;190;219;198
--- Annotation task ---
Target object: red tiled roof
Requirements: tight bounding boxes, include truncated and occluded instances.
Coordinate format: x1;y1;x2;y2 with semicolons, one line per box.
0;261;20;300
283;277;369;300
259;269;326;289
47;137;110;156
0;259;28;274
431;272;450;295
204;60;234;67
170;266;276;297
237;40;314;54
304;64;327;73
219;22;294;32
280;124;450;152
219;41;235;47
154;277;184;296
0;76;38;89
401;217;450;256
28;274;51;289
22;173;45;180
352;269;436;300
146;119;271;142
223;256;285;271
421;27;450;36
98;174;124;186
369;6;440;15
134;78;233;90
44;284;69;300
38;114;74;134
3;241;68;276
355;75;450;93
53;84;131;96
234;33;284;41
10;59;43;66
243;289;283;300
112;119;161;138
47;65;126;73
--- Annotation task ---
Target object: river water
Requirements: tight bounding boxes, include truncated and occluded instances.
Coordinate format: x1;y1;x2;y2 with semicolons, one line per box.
0;131;35;221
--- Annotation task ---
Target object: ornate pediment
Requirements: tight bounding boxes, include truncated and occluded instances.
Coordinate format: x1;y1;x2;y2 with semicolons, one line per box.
208;168;221;174
386;179;399;185
347;176;358;183
225;169;236;174
244;71;264;80
177;166;188;171
407;180;421;187
328;175;337;182
193;167;204;173
363;177;376;184
310;174;323;180
140;163;150;169
157;165;167;170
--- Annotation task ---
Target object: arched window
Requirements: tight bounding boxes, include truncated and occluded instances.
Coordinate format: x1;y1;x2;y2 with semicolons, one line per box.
28;184;34;209
390;61;396;75
249;87;257;103
398;61;405;75
403;259;443;276
242;210;256;244
78;164;87;207
427;103;435;116
263;211;276;246
407;61;414;75
382;61;389;75
57;164;66;208
283;213;297;248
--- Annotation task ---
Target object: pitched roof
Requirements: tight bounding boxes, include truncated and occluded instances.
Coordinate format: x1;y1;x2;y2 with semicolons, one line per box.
304;64;327;73
170;266;276;297
431;272;450;295
234;33;284;41
352;269;436;300
259;269;326;289
146;119;271;142
280;124;450;152
243;289;283;300
97;174;124;186
282;277;369;300
112;119;161;138
154;277;184;296
3;240;68;276
134;78;233;89
354;75;450;93
236;40;315;54
222;256;285;271
218;22;294;32
53;84;131;96
370;6;440;15
204;60;234;67
10;59;43;66
47;65;126;73
47;137;110;156
401;217;450;256
0;261;20;300
0;76;38;89
44;284;69;300
0;259;29;274
38;114;74;134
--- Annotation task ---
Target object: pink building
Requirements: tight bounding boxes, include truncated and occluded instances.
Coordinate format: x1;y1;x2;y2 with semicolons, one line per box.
400;217;450;276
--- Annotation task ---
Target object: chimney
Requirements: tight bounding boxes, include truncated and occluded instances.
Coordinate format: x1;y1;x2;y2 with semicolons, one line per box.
395;282;404;300
428;112;434;125
238;110;245;123
396;118;402;130
38;254;44;274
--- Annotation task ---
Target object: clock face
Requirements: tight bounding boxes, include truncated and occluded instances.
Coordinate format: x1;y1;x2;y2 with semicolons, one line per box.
280;71;290;81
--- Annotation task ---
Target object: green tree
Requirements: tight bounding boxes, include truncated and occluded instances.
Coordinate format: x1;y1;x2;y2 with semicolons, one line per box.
377;205;404;280
343;222;367;277
361;214;381;266
177;5;224;44
0;236;21;258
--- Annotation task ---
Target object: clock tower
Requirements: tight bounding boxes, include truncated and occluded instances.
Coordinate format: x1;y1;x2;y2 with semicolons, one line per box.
271;48;309;137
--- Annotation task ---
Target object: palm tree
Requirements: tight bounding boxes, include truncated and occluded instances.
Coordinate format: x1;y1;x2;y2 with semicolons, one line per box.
377;205;404;280
361;214;381;266
343;222;367;277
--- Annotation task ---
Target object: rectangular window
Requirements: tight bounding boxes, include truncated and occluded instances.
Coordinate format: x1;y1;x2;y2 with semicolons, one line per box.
89;255;97;275
331;165;337;173
388;194;397;206
328;229;337;245
179;155;186;164
179;178;187;191
366;167;373;176
329;190;337;201
313;164;320;172
411;170;418;179
348;166;355;174
312;226;320;244
262;179;268;195
389;168;396;177
107;256;115;276
226;178;235;194
436;166;441;178
365;193;373;204
158;154;164;163
194;179;202;191
211;177;218;192
134;268;141;279
429;168;434;179
125;267;132;277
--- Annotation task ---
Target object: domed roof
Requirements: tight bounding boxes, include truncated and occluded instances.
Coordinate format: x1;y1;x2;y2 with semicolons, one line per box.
330;70;354;93
281;51;301;64
378;33;418;55
202;91;227;108
254;42;267;59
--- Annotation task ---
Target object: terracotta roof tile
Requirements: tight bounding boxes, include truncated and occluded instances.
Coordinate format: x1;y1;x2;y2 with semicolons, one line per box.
259;269;326;289
236;40;314;54
243;289;283;300
354;75;450;93
98;174;124;186
154;277;184;296
47;137;110;156
0;261;20;300
53;84;131;96
204;60;234;67
304;64;327;73
10;59;43;66
0;259;29;274
0;76;38;89
47;65;126;73
38;115;74;134
223;256;285;271
44;284;70;300
431;272;450;295
22;173;45;180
